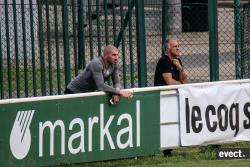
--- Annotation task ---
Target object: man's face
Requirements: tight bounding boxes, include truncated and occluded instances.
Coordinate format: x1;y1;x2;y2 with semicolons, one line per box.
168;39;180;58
106;49;119;65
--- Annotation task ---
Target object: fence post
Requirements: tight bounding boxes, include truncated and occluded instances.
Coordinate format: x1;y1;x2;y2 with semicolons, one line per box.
162;0;168;54
104;0;110;45
87;0;94;59
128;0;135;88
234;0;243;79
96;0;102;56
135;0;147;87
45;0;53;95
208;0;219;81
13;1;20;98
112;0;117;46
37;0;46;95
71;0;78;76
54;0;62;95
77;0;86;69
62;0;71;86
0;17;3;99
29;0;37;97
21;0;29;97
4;0;12;98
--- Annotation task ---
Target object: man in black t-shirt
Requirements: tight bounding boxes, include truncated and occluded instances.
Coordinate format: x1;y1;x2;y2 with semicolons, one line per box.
154;38;187;86
154;38;187;157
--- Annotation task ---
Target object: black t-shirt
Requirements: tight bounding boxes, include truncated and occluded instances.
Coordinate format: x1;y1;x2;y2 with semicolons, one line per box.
154;55;182;86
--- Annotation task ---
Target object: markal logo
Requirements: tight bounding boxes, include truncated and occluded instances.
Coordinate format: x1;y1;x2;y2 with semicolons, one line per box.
10;110;35;160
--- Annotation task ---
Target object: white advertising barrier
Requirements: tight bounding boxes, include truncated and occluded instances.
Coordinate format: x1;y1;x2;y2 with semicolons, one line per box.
179;83;250;146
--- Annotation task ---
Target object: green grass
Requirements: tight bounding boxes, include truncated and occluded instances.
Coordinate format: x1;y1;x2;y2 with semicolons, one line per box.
51;142;250;167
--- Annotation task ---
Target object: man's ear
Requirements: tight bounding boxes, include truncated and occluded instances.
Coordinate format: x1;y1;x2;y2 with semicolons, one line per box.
164;50;168;55
102;54;107;60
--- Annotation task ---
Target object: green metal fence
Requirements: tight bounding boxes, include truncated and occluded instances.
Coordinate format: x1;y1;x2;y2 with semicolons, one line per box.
0;0;246;99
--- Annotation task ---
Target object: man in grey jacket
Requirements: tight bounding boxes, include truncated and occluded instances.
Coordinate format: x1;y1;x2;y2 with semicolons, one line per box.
65;45;133;104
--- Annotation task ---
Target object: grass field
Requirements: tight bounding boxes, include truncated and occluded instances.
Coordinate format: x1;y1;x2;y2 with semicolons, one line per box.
53;142;250;167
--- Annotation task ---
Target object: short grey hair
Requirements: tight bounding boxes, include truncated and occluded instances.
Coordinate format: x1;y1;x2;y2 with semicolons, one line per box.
162;37;177;54
162;38;170;53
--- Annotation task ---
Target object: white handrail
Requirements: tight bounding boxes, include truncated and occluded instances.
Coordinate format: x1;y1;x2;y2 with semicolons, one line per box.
1;79;250;104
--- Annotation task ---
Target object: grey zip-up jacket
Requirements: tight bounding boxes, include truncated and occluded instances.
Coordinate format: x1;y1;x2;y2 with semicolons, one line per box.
67;56;121;94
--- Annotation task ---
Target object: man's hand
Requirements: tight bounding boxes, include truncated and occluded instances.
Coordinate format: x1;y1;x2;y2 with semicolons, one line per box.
172;59;183;71
111;95;120;104
110;90;132;105
119;90;133;99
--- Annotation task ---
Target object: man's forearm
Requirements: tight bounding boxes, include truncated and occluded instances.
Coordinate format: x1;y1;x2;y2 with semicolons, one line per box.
180;71;187;84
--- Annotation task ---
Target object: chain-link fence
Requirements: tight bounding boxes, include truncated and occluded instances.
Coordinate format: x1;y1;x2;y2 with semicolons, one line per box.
0;0;245;99
0;1;40;99
242;2;250;79
145;0;238;84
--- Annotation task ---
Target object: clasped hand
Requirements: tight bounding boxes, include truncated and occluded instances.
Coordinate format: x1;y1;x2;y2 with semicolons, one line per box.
111;89;133;104
172;59;183;71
